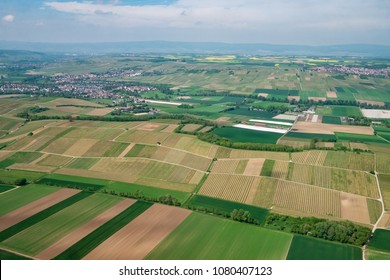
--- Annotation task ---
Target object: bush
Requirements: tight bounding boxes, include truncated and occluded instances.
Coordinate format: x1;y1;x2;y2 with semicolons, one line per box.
14;178;27;186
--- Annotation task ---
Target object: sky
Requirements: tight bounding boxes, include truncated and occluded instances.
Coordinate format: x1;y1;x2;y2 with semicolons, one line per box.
0;0;389;45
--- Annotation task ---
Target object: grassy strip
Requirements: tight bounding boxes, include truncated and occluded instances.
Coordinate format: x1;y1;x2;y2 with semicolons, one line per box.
0;191;93;242
260;159;275;176
188;195;269;225
53;200;152;260
0;249;31;260
37;127;75;151
37;178;105;191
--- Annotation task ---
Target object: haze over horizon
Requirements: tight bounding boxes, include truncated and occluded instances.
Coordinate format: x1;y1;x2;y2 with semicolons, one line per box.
0;0;389;46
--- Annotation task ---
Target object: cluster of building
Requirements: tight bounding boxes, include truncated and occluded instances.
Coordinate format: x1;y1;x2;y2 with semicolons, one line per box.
311;66;390;78
0;84;41;93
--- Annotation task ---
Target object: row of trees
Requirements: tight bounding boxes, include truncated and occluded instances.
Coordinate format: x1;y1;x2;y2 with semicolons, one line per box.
265;214;371;246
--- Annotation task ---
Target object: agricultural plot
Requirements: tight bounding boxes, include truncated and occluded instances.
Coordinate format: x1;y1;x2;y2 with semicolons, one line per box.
0;184;14;193
323;151;375;171
146;213;293;260
210;159;247;174
288;163;379;198
287;235;362;260
54;201;151;260
335;132;386;144
163;134;215;157
377;213;390;229
0;151;43;169
367;199;383;224
136;122;167;132
260;159;275;177
367;229;390;253
277;137;311;149
36;154;72;167
0;249;31;260
213;127;281;144
273;180;342;218
0;169;45;185
251;177;278;209
366;249;390;260
82;141;128;157
1;193;121;256
340;192;371;225
198;174;260;204
63;139;99;156
316;106;363;117
117;130;170;144
65;158;99;170
322;116;342;125
376;153;390;174
292;122;373;135
36;199;135;260
7;163;56;173
0;188;80;232
63;127;123;141
291;150;327;166
229;150;289;161
181;124;203;132
271;161;290;179
378;174;390;211
0;184;59;217
84;204;191;260
42;138;78;154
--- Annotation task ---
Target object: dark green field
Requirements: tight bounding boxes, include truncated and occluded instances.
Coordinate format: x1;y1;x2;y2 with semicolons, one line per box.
213;127;281;144
0;249;31;260
285;132;337;141
335;132;387;144
286;235;362;260
188;195;269;224
0;184;14;193
0;151;42;169
260;160;275;176
322;116;342;124
367;229;390;253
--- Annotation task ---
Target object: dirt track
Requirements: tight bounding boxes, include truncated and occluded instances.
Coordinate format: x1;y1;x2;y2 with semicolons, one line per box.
83;204;191;260
0;188;80;232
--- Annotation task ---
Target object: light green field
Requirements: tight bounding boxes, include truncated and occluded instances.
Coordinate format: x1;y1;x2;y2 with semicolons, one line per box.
1;193;122;256
146;213;293;260
0;184;59;216
0;169;45;185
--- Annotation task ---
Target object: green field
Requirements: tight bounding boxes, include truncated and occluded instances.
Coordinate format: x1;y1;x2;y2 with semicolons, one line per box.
0;249;31;260
285;132;337;141
378;174;390;211
367;229;390;253
188;195;269;224
260;159;275;176
146;213;293;260
335;132;386;144
1;193;121;256
316;106;363;117
0;184;14;193
213;127;281;144
0;151;42;168
366;249;390;260
286;235;362;260
54;200;152;259
0;184;58;216
65;158;99;170
322;116;342;125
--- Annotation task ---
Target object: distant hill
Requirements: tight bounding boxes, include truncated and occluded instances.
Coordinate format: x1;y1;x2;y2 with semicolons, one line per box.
0;41;390;57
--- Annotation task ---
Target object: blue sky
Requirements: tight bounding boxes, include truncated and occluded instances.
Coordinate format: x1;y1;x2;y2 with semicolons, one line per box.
0;0;389;45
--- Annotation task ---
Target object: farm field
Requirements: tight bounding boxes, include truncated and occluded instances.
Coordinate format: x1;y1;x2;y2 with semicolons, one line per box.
378;174;390;211
286;235;362;260
366;249;390;260
1;193;122;256
213;127;282;144
146;213;293;260
367;229;390;253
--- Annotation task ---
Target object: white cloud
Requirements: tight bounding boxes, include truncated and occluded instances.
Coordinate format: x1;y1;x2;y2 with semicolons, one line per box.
2;14;15;23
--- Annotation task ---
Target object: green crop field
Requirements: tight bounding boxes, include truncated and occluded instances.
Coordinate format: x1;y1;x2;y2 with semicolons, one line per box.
260;160;275;176
378;174;390;211
65;158;99;170
54;200;152;259
322;116;342;125
286;235;362;260
0;184;58;216
285;132;337;141
0;184;14;193
146;213;292;260
0;249;31;260
188;195;269;224
366;249;390;260
367;229;390;253
1;193;121;256
0;170;45;185
316;106;362;117
213;127;281;144
335;132;386;144
0;152;42;169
